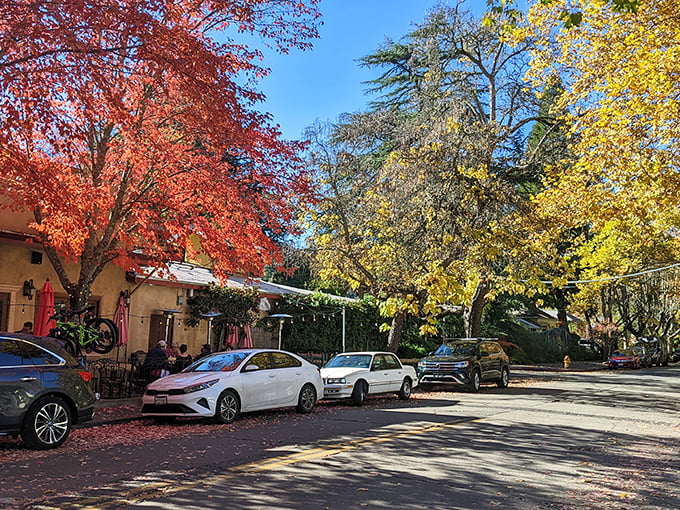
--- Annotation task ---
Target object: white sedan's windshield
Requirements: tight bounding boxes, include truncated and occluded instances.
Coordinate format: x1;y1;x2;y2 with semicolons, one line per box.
324;354;372;369
187;352;249;372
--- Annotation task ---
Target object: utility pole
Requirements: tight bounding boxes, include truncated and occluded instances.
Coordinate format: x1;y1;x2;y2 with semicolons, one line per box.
342;306;346;352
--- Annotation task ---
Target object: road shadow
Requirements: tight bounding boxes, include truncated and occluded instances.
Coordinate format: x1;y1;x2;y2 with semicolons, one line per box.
32;413;680;509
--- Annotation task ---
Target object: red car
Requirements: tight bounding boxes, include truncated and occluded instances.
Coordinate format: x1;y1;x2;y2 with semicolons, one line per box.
608;349;641;369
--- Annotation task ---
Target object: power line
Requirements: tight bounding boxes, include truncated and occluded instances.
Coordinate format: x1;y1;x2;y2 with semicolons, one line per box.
538;262;680;286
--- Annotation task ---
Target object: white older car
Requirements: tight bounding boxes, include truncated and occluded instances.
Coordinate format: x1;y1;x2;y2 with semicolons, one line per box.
141;349;323;424
320;351;418;406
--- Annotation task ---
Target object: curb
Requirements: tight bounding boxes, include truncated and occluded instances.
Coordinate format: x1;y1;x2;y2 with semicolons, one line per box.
78;415;145;429
511;365;607;373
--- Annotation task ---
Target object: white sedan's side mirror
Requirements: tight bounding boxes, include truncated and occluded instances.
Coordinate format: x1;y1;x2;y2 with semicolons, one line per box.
244;364;260;372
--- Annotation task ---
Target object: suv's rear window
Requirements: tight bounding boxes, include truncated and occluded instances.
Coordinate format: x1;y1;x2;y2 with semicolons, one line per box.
0;338;61;367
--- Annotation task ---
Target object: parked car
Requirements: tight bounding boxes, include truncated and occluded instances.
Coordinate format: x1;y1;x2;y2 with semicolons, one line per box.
671;348;680;363
320;351;417;406
416;338;510;392
141;349;323;424
0;333;96;450
607;349;641;369
635;337;669;366
631;345;650;368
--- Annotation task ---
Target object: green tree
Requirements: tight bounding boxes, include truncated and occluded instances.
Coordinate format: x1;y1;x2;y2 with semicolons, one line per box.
306;3;561;351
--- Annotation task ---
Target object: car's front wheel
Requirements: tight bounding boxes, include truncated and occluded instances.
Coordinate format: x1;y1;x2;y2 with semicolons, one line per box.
497;367;510;388
21;396;72;450
296;384;317;414
215;390;240;424
352;380;368;406
398;378;412;400
468;369;481;392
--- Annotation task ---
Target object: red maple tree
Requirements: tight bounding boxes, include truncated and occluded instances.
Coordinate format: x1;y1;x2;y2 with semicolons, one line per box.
0;0;320;308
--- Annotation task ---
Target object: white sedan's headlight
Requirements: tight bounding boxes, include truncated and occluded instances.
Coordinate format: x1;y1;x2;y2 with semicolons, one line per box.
183;379;219;394
325;377;346;384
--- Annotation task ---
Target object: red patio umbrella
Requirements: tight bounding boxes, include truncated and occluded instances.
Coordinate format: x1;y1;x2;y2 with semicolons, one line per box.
240;324;253;349
113;295;129;346
225;326;239;348
34;280;56;336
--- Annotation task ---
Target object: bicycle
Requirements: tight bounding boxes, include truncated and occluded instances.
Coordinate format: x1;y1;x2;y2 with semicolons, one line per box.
49;305;119;357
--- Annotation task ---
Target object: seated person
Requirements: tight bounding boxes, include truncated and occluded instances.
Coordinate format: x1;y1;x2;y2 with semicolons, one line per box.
15;321;33;334
165;341;180;359
143;340;169;378
174;344;193;372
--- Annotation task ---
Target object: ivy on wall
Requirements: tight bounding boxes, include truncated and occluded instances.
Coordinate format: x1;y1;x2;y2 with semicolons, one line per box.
261;293;388;354
187;284;260;346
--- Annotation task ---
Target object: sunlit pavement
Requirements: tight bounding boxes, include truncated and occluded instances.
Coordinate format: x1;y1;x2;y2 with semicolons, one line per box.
2;366;680;509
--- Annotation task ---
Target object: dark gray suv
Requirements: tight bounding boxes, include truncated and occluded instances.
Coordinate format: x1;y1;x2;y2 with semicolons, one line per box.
417;338;510;392
0;333;96;449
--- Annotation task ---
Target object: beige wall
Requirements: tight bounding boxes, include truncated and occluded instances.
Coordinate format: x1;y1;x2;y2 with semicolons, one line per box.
0;241;212;357
1;241;126;341
0;207;279;357
0;240;276;359
127;282;207;357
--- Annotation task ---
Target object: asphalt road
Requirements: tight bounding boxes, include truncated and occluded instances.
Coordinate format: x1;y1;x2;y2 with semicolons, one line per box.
2;366;680;509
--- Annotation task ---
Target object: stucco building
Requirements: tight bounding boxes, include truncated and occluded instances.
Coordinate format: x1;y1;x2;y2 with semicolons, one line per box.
0;209;321;359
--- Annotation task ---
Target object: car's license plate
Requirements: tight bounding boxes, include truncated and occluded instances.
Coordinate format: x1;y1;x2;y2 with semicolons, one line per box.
155;396;167;405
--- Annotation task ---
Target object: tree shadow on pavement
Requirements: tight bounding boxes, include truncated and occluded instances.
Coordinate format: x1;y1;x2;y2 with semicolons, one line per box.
67;414;680;510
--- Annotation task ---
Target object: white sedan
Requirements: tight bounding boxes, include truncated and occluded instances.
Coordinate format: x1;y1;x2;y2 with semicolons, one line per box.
320;351;418;406
141;349;323;423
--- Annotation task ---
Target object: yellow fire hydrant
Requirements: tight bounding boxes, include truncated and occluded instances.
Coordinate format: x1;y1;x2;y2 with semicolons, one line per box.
563;355;571;369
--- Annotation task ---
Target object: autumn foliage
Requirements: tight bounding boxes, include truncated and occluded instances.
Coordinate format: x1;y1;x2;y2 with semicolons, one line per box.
0;0;320;306
526;0;680;321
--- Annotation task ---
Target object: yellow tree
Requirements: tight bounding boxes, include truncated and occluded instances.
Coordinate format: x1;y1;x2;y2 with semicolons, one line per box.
527;0;680;323
306;4;560;350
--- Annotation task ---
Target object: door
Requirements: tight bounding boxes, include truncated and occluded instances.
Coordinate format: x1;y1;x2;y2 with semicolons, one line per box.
480;342;500;381
0;338;44;430
383;353;405;392
239;352;277;410
0;293;8;332
370;354;393;394
148;314;173;351
270;351;304;406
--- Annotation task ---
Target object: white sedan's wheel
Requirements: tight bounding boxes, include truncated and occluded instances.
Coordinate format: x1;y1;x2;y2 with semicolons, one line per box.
296;384;317;414
352;380;367;406
398;378;412;400
215;390;240;424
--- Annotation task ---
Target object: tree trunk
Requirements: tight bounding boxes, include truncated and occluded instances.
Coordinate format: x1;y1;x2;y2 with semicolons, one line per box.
465;279;489;338
554;288;568;326
385;309;407;353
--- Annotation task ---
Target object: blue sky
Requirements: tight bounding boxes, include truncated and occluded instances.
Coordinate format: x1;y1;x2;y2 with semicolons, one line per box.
255;0;489;141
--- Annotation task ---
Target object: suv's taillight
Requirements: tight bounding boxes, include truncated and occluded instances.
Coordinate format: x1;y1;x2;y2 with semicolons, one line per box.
78;370;92;383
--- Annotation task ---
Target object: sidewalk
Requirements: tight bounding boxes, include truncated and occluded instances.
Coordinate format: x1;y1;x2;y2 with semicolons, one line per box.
83;397;144;428
511;361;607;372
